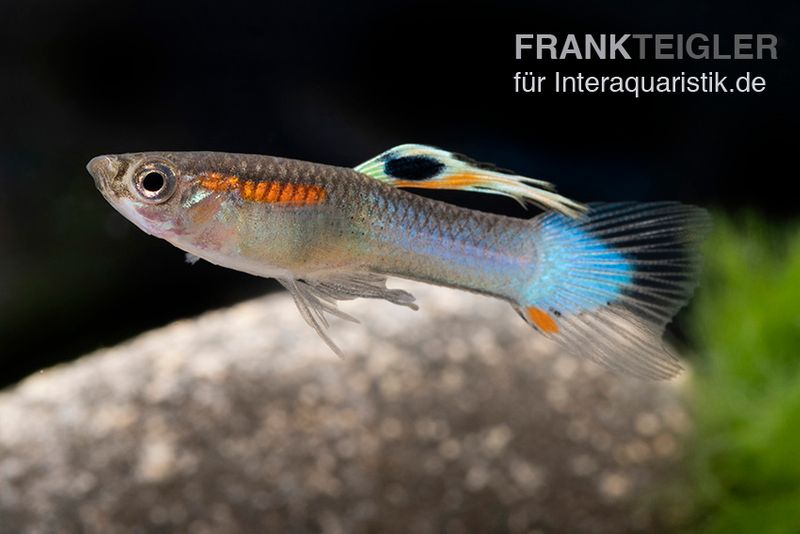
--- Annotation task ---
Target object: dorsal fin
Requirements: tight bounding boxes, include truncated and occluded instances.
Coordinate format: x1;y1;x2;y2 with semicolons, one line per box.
355;144;587;218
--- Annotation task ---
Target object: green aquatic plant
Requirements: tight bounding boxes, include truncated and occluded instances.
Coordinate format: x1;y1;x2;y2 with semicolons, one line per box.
683;213;800;532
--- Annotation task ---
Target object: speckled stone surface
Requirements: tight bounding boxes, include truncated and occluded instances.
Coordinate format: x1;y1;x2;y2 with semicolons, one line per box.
0;281;690;533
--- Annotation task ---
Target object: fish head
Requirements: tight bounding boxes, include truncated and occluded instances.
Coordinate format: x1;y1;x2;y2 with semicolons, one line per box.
88;151;315;277
88;152;198;238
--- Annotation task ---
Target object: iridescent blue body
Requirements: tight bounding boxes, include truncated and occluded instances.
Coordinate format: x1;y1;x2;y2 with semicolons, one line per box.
331;179;536;302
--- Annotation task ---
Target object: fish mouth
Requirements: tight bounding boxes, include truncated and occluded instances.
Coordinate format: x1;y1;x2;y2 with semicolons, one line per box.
86;155;121;192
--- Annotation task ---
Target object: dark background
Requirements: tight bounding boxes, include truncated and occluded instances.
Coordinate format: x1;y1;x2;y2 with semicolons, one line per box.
1;0;797;388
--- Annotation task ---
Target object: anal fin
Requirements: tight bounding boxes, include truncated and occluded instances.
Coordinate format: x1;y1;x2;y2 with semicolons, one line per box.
279;272;418;356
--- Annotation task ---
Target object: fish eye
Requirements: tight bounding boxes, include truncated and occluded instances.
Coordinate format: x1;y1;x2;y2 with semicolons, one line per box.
133;162;177;203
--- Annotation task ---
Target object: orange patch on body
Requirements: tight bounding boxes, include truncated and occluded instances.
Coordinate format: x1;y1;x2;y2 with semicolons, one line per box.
254;182;268;201
306;187;321;203
266;182;281;203
241;180;256;200
278;183;295;203
525;307;559;334
199;172;240;193
199;173;326;205
294;184;307;202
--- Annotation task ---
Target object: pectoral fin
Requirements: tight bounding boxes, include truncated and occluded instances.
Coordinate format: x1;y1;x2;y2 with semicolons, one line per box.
355;144;587;218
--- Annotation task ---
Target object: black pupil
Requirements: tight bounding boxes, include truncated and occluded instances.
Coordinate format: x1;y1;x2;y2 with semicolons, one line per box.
141;172;165;193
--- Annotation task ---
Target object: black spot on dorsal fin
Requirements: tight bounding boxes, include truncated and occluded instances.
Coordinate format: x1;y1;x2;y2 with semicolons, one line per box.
451;152;517;176
384;155;445;181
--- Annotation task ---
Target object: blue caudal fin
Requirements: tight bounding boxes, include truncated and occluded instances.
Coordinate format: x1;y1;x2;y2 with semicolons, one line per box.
518;202;711;380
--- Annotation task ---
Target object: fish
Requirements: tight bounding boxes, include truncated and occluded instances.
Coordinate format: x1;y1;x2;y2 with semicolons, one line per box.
87;144;710;379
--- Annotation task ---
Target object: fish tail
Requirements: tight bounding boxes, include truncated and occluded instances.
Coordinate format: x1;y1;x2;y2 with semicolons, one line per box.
516;202;711;379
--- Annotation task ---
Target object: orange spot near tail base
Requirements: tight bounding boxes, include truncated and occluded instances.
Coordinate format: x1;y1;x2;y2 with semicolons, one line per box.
525;307;559;334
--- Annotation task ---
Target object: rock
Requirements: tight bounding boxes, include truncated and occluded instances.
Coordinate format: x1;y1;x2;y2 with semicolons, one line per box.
0;281;689;533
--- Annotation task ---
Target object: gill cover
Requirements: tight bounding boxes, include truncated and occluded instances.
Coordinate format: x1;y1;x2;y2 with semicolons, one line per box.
355;144;587;218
